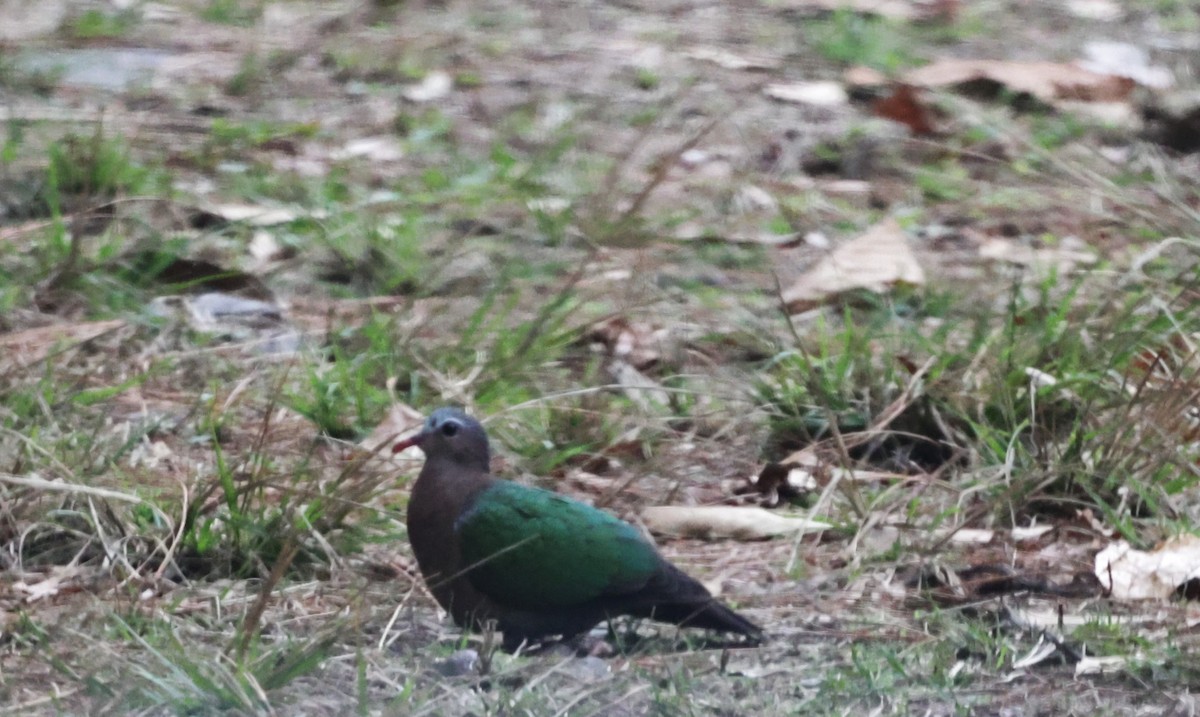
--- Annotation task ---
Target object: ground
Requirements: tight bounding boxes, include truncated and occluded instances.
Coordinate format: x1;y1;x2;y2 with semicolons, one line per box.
2;0;1200;715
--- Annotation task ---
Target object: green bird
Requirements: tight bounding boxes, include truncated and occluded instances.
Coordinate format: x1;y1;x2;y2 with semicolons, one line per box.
394;407;763;652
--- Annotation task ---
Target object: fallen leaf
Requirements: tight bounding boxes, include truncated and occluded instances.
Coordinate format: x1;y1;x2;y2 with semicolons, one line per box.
764;81;848;107
13;565;83;603
642;506;831;540
844;65;888;89
782;218;925;313
1094;535;1200;601
941;528;995;544
1011;635;1061;670
977;235;1097;273
1012;525;1055;541
904;59;1135;106
198;203;308;226
872;84;938;135
1075;655;1134;676
334;136;405;162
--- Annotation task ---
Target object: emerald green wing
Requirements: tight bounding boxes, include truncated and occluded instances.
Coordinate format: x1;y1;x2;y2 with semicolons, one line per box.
455;482;660;609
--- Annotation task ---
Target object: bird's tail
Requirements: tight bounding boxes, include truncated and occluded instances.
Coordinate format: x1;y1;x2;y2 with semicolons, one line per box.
648;598;763;641
627;562;763;641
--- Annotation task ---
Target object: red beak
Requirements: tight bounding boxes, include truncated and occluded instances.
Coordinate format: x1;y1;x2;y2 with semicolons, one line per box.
392;431;427;454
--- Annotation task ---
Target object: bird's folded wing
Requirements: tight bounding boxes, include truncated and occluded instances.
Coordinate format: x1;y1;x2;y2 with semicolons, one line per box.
455;482;660;609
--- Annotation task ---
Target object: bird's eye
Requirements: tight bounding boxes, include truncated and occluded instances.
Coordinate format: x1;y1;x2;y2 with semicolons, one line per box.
441;421;459;437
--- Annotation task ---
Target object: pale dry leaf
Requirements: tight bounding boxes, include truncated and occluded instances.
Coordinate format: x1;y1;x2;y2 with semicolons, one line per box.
1011;636;1059;670
941;528;995;544
248;230;289;265
15;577;62;602
764;81;849;107
782;217;925;313
200;203;307;226
978;236;1097;273
1094;534;1200;601
904;59;1135;105
334;136;405;163
13;565;82;603
1075;655;1134;676
844;65;888;88
1012;525;1054;541
403;71;453;102
642;506;831;540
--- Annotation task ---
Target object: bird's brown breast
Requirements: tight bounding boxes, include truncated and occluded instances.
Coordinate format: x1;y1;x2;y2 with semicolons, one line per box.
405;459;496;628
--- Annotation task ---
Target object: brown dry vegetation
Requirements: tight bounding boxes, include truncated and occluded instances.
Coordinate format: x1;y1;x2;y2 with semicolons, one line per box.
2;0;1200;715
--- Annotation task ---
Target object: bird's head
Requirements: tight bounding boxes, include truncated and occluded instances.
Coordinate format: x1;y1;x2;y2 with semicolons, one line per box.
393;407;491;469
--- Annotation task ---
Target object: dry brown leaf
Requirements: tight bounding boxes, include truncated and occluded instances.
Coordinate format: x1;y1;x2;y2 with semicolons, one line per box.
642;505;830;540
782;218;925;313
904;59;1135;106
872;84;938;135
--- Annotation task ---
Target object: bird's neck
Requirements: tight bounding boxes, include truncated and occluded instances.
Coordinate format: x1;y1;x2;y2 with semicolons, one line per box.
412;455;495;506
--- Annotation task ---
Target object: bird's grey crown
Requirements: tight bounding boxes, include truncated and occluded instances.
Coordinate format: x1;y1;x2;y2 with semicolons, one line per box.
426;407;475;431
423;407;490;463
